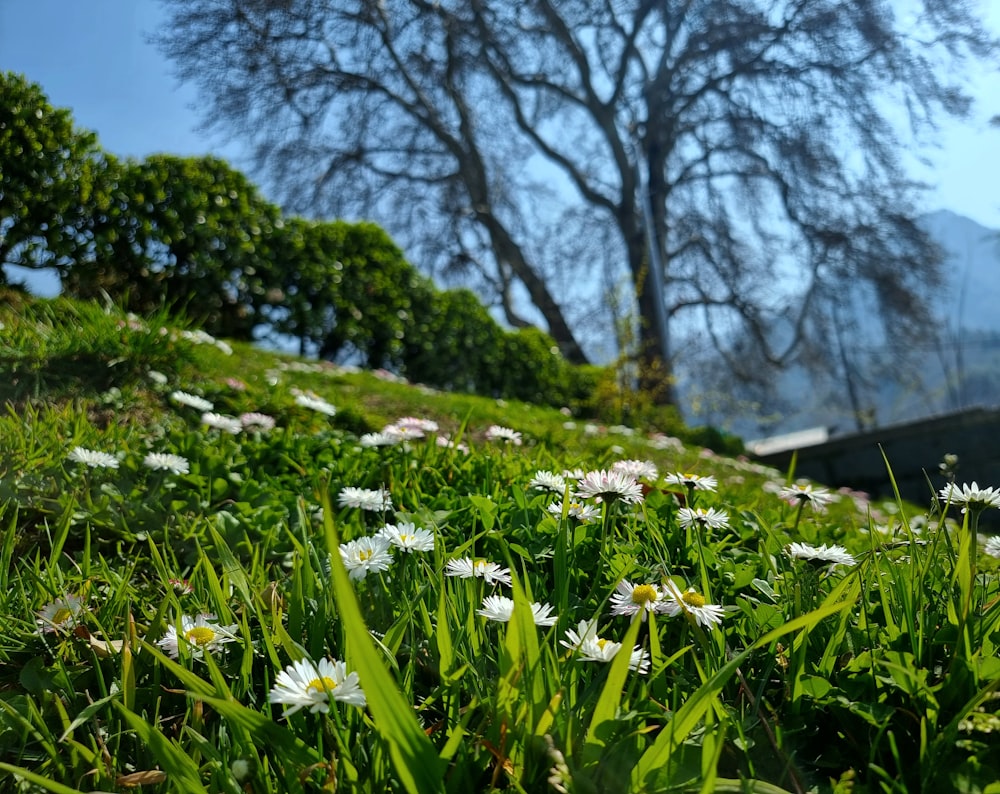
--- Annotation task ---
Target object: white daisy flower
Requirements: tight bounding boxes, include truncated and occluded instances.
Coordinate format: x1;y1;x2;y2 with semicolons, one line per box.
384;425;425;442
786;542;856;568
180;329;219;346
398;416;439;433
529;470;567;493
376;523;435;553
560;619;650;673
648;434;684;452
547;500;601;523
677;507;730;531
444;557;512;586
67;446;120;469
156;614;239;659
240;412;276;431
612;459;659;481
36;595;84;634
476;595;558;626
984;536;1000;559
294;392;337;416
385;417;438;440
337;487;393;512
201;412;243;434
143;452;190;475
939;482;1000;513
659;579;725;629
170;391;214;412
778;483;836;511
485;425;522;445
268;657;366;714
360;431;401;448
664;472;718;492
436;435;470;453
339;536;394;581
575;469;644;505
609;580;664;621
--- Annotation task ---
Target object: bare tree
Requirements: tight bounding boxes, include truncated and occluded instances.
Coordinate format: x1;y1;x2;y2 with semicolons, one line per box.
156;0;995;406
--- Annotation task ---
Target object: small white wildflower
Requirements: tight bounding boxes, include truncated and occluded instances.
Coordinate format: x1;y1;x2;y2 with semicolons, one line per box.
560;619;650;673
170;391;214;412
337;487;393;512
940;482;1000;513
67;446;120;469
547;500;601;523
294;392;337;416
360;431;401;448
664;472;718;492
143;452;190;475
201;412;243;434
338;536;394;581
268;658;366;714
157;614;239;659
609;580;664;621
36;595;84;634
612;459;659;481
677;506;730;531
659;579;725;629
444;557;512;586
575;469;644;505
786;541;856;568
485;425;522;445
240;412;276;431
376;523;435;553
529;470;567;493
477;595;558;626
778;483;836;511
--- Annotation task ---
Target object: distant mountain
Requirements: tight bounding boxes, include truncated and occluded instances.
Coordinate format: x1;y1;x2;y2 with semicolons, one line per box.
921;209;1000;330
715;209;1000;443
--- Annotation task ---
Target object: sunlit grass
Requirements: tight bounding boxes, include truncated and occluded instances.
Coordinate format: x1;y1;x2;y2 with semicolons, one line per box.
3;296;1000;792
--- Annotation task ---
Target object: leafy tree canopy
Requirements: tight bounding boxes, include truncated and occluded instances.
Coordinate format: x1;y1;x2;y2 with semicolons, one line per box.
65;154;282;339
155;0;997;408
0;71;109;282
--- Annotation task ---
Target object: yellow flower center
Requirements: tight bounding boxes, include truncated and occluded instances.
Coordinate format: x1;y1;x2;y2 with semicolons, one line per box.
358;549;372;561
682;591;706;608
597;638;609;650
185;626;216;646
400;534;412;543
307;676;338;694
631;584;658;604
51;607;72;624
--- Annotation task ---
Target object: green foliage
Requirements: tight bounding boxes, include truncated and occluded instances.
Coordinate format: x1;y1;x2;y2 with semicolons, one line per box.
267;218;434;366
400;287;503;393
0;72;108;279
5;293;1000;792
62;154;282;340
0;290;196;404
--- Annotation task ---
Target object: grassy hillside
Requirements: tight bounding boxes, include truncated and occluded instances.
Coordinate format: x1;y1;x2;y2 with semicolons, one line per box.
2;294;999;793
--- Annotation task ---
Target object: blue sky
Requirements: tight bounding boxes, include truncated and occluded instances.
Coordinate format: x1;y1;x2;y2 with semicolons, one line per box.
0;0;241;163
3;1;1000;231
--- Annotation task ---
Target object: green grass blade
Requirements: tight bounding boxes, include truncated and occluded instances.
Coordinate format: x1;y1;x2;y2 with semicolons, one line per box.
0;763;87;794
320;491;446;794
632;599;854;790
583;609;643;756
115;704;211;793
